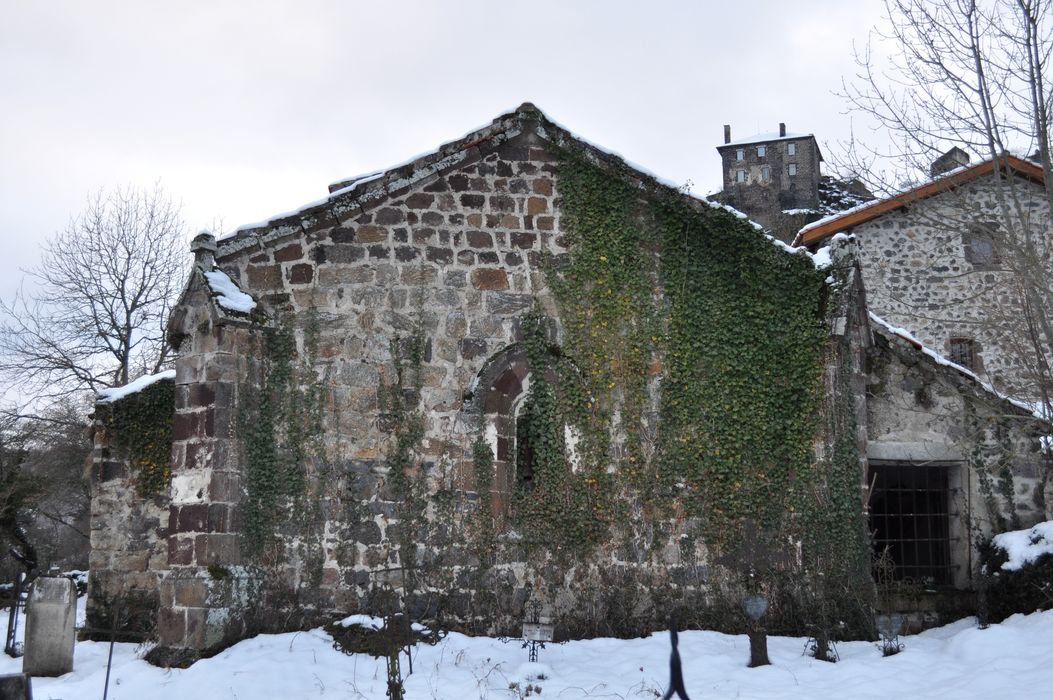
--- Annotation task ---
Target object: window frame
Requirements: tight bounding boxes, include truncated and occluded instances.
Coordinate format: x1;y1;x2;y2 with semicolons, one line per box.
787;163;798;177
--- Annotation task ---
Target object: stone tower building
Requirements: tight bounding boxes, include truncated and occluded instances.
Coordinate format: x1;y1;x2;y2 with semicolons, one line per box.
715;124;823;240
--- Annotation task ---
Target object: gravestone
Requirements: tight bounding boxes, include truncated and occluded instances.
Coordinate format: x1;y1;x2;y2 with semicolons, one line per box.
0;673;32;700
23;577;76;677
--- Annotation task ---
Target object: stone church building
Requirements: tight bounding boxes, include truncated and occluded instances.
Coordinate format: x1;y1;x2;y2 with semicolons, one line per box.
87;104;1050;659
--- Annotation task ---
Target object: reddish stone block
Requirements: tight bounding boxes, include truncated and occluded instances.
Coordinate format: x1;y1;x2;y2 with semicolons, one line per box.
532;178;553;195
466;230;492;248
176;503;209;533
527;197;548;215
470;268;509;291
174;579;207;607
188;382;216;408
288;264;314;284
157;607;187;646
168;535;195;566
185;607;206;649
536;216;555;231
209;472;241;502
246;265;282;289
406;192;435;209
500;214;520;229
356;225;388;243
511;232;536;249
274;243;304;262
207;504;229;533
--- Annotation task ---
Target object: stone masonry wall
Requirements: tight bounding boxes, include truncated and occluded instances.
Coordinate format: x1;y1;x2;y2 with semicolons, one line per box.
865;326;1050;587
87;398;170;638
149;116;798;652
853;177;1053;399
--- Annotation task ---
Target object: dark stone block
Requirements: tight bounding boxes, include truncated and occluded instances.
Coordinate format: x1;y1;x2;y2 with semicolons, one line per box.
328;245;366;263
274;243;304;262
510;232;536;249
330;227;357;244
176;503;209;533
489;195;515;212
504;252;523;266
422;211;445;226
460;194;485;208
367;245;390;259
426;247;453;264
354;520;382;545
478;251;499;265
406;193;434;209
0;673;32;699
466;230;492;248
457;251;475;266
395;246;419;262
288;263;315;284
375;208;405;225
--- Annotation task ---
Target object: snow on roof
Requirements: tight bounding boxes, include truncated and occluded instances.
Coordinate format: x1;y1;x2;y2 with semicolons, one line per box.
203;269;257;314
868;311;1049;420
97;369;176;404
721;132;812;147
992;521;1053;571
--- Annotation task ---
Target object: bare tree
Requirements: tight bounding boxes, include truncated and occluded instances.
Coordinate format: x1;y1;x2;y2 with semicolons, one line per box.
838;0;1053;417
0;184;187;398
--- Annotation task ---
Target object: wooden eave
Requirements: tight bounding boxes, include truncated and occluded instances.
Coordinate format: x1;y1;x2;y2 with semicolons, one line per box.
794;155;1045;248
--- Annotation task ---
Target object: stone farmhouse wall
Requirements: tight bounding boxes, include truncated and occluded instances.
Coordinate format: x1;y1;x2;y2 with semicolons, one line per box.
865;324;1050;588
851;176;1053;400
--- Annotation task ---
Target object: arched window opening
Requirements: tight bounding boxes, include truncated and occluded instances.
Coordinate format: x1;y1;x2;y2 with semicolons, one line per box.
515;398;536;491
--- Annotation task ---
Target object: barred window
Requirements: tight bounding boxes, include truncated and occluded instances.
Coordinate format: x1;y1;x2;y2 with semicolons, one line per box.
949;337;976;370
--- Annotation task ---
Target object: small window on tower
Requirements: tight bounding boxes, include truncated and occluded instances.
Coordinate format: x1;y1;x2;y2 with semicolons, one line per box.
788;142;797;156
949;337;977;370
736;148;745;160
757;145;766;157
735;169;747;183
788;163;798;177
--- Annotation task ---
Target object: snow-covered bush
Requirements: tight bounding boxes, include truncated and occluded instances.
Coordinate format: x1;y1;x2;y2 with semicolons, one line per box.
979;521;1053;622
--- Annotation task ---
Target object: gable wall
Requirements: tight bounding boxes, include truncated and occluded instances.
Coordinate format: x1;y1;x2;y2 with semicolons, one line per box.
852;177;1052;398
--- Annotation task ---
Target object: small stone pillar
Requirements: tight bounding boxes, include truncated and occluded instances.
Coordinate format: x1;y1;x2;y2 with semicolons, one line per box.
23;577;76;677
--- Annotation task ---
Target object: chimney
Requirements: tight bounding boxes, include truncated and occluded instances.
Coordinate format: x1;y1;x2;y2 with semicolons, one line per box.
929;147;971;177
779;123;786;137
723;125;731;144
190;230;218;270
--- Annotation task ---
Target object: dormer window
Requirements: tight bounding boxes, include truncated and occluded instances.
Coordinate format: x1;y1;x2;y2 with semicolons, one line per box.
735;169;747;183
788;163;798;177
736;148;745;161
787;142;797;156
757;145;766;157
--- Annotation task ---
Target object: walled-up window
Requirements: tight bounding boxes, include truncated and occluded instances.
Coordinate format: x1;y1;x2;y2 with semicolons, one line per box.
949;337;977;370
963;224;1000;267
869;462;954;585
761;166;771;183
515;398;536;491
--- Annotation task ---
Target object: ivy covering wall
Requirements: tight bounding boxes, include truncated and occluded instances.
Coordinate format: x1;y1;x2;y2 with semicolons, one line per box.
103;378;175;496
510;144;867;574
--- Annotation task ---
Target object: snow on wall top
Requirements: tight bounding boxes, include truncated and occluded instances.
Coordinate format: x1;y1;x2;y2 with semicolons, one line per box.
720;132;813;147
992;521;1053;571
203;269;257;314
97;369;176;404
868;311;1049;420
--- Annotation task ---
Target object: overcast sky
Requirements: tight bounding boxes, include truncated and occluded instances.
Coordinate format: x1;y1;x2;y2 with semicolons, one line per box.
0;0;888;301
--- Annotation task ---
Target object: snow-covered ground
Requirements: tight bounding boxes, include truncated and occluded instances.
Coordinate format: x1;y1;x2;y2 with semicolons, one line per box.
4;604;1051;699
